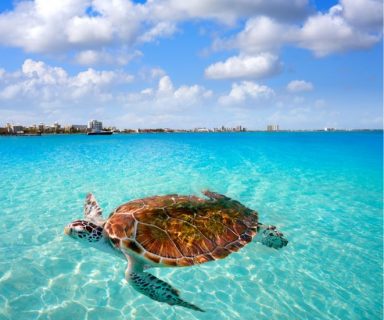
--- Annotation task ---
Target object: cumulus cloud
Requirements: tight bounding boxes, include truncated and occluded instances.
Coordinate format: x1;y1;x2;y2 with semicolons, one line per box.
0;59;133;103
213;16;296;54
126;75;213;110
219;81;274;106
22;59;68;84
149;68;167;79
0;59;210;109
72;68;133;87
151;0;310;24
0;0;310;59
0;59;213;127
0;0;380;71
0;0;143;55
341;0;383;30
212;1;382;59
66;16;113;46
75;49;142;66
298;6;380;56
287;80;314;92
205;1;381;83
138;67;167;81
158;75;174;94
138;22;178;43
0;0;88;53
205;53;282;80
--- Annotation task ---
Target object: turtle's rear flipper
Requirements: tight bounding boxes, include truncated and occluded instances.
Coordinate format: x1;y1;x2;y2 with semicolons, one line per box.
256;224;288;249
126;271;204;312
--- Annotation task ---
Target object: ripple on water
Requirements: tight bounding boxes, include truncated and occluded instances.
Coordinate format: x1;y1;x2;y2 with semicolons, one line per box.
0;133;382;320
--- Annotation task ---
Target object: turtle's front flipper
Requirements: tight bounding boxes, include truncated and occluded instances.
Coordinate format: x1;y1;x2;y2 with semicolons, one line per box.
84;193;104;226
124;255;204;312
126;271;204;312
255;224;288;249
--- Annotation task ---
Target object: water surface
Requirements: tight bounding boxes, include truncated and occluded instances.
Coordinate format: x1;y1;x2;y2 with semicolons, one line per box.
0;132;382;319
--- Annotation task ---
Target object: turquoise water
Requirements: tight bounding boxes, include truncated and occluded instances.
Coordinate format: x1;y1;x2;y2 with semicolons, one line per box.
0;132;382;320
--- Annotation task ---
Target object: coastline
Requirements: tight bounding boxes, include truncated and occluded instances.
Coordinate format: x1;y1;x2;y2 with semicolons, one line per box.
0;129;382;137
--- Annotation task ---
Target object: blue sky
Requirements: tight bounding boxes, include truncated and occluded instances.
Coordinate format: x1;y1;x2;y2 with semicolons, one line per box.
0;0;382;129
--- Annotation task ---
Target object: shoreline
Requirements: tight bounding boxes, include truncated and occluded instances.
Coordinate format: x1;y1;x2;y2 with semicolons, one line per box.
0;129;382;137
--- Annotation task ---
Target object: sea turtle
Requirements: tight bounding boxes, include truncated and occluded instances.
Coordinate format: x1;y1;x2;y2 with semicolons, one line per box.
64;191;288;312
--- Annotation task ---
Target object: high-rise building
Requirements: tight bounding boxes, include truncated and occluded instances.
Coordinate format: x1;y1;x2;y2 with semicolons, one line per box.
88;120;103;132
267;124;279;131
12;125;24;133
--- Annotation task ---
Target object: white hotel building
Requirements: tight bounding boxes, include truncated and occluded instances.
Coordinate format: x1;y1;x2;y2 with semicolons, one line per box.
87;120;103;132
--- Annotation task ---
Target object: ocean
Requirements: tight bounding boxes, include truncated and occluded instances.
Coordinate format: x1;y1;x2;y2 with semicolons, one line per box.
0;132;382;320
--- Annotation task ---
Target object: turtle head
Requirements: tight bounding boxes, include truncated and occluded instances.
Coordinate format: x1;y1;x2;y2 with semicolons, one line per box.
64;220;104;243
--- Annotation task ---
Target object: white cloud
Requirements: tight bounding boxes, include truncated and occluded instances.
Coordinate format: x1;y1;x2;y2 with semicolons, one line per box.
66;16;113;46
298;6;380;56
0;0;380;70
22;59;68;84
75;50;103;65
0;59;213;127
157;75;174;95
126;75;213;109
287;80;314;92
75;49;142;66
0;0;310;59
341;0;383;30
0;59;133;103
0;84;21;100
219;81;274;106
205;53;281;80
0;0;90;53
0;0;142;54
205;2;381;83
35;0;87;19
139;22;178;43
213;2;382;59
72;69;120;87
152;0;310;24
138;67;167;81
215;16;296;54
149;68;167;79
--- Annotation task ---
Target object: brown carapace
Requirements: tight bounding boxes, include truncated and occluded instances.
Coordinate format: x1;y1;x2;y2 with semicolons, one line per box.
104;191;259;267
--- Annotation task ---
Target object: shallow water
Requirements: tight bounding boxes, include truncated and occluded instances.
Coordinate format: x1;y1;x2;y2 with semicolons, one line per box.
0;132;382;320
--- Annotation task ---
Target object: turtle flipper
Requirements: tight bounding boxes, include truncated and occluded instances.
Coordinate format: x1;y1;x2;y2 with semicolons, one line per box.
256;224;288;249
124;255;203;311
202;190;230;201
127;271;204;312
84;193;104;226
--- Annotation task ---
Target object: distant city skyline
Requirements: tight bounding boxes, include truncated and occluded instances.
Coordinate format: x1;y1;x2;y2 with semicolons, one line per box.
0;0;382;130
3;118;381;133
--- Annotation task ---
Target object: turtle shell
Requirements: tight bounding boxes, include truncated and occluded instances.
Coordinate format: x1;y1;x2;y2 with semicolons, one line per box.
104;193;258;267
